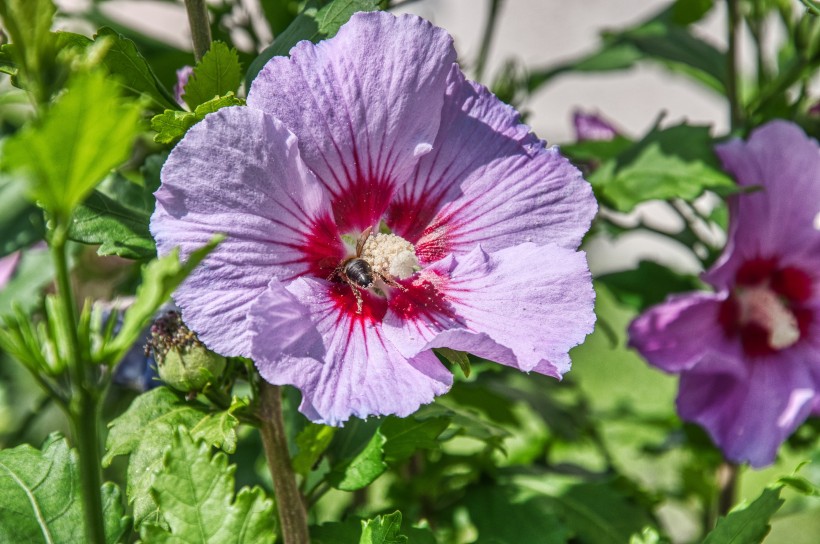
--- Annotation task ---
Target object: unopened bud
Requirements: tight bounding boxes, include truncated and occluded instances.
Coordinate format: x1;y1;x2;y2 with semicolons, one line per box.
146;311;226;393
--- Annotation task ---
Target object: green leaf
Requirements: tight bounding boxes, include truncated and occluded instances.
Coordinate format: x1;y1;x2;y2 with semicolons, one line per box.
94;27;179;111
103;387;237;527
0;0;58;101
702;486;785;544
69;189;155;260
671;0;714;24
138;428;275;544
434;347;471;377
380;414;449;463
552;480;658;544
612;15;726;93
152;93;244;145
106;236;222;363
527;7;726;94
328;429;387;491
528;44;642;91
0;434;130;544
359;511;408;544
0;246;53;317
559;136;634;163
0;179;45;257
189;400;243;454
592;123;735;212
465;484;570;544
596;261;702;311
182;42;242;110
1;70;142;218
101;482;131;544
245;0;379;88
293;423;337;478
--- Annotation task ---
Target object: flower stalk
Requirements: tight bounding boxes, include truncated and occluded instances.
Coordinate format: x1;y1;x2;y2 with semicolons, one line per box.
183;0;212;62
726;0;742;131
474;0;504;82
50;225;106;544
257;382;310;544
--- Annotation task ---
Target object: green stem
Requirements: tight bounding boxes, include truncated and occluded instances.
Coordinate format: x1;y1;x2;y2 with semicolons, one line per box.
716;461;739;519
257;382;309;544
726;0;743;131
51;227;106;544
183;0;213;62
474;0;504;83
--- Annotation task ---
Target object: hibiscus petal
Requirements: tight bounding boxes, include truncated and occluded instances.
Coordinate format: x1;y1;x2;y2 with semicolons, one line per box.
628;292;742;374
705;121;820;289
678;352;816;467
388;67;595;263
250;277;452;425
151;107;341;357
382;243;595;376
248;12;457;233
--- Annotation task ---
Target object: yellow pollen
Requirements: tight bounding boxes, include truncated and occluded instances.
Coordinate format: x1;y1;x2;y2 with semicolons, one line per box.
360;233;419;280
738;286;800;350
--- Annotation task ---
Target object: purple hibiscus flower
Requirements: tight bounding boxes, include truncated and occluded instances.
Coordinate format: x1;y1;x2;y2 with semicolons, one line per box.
572;109;619;142
0;251;21;289
150;12;597;425
174;65;194;108
629;121;820;467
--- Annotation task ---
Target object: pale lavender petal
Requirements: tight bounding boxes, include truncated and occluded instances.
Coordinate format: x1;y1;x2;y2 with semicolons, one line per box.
151;107;341;357
0;251;21;289
174;65;194;107
391;68;596;263
628;292;743;375
678;352;817;467
382;243;595;376
250;277;452;425
705;121;820;289
248;11;457;233
572;109;619;141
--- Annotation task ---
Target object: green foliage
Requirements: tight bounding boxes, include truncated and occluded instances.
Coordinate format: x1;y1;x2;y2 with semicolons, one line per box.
703;486;785;544
0;247;52;316
138;428;275;543
434;347;472;377
293;423;337;478
1;70;142;219
464;484;571;544
182;42;242;110
152;93;245;144
69;188;155;260
0;434;129;544
590;123;735;212
328;426;388;491
528;6;726;94
0;180;45;258
703;477;819;544
103;387;240;527
0;0;58;103
359;511;408;544
245;0;380;88
94;27;180;111
106;237;222;364
596;262;703;312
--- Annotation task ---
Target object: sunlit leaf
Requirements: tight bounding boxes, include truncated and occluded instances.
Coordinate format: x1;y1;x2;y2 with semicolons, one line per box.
137;428;275;543
151;93;244;144
0;434;129;544
182;42;242;110
1;70;142;218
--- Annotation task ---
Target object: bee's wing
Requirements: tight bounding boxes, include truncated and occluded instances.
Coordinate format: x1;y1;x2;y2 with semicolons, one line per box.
356;226;373;256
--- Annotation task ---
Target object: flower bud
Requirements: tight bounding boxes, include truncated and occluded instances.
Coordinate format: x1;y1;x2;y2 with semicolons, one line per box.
147;311;226;393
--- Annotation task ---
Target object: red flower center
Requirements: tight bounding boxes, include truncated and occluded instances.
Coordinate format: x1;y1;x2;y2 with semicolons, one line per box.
718;258;813;356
